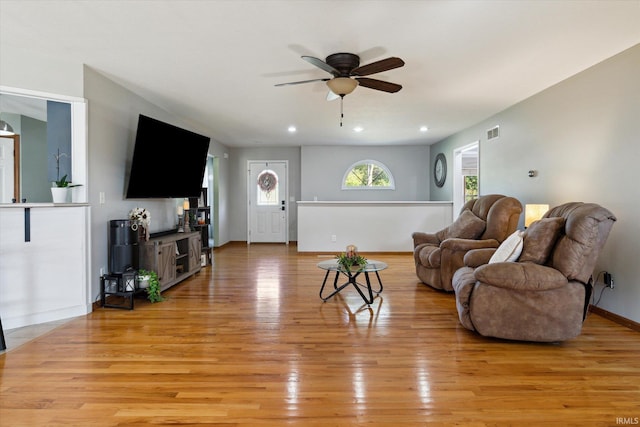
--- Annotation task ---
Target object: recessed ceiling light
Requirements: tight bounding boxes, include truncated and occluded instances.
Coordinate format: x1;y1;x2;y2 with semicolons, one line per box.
420;126;429;132
353;126;364;133
288;126;297;133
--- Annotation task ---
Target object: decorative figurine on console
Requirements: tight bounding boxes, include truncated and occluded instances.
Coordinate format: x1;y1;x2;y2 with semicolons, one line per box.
129;207;150;241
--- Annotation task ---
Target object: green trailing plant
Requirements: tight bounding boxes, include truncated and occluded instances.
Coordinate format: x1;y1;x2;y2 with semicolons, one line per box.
138;269;164;303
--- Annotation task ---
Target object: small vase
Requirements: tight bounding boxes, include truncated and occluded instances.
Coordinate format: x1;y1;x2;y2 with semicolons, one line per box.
51;187;69;203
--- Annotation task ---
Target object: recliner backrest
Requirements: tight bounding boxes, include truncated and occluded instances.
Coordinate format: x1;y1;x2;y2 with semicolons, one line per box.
461;195;523;243
544;202;617;284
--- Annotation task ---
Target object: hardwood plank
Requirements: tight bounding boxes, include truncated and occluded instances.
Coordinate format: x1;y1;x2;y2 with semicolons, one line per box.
1;242;639;426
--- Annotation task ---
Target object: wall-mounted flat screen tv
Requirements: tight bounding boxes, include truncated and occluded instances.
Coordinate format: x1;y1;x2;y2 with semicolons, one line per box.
126;115;210;199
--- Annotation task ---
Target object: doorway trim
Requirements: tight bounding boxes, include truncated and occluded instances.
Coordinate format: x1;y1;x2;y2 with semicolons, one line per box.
246;160;289;244
452;141;479;219
0;134;20;202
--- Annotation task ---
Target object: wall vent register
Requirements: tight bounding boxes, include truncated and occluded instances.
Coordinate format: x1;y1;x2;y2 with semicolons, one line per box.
487;125;500;140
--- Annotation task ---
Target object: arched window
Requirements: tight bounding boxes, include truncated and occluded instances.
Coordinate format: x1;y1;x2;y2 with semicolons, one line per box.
256;169;279;205
342;160;395;190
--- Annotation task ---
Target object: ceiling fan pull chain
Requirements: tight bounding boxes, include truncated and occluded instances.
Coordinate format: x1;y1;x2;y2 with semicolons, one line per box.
340;95;344;127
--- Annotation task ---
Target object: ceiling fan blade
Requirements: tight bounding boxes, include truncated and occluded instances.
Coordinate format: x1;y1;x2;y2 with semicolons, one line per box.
351;57;405;76
326;90;340;101
355;77;403;93
274;78;330;87
301;55;339;76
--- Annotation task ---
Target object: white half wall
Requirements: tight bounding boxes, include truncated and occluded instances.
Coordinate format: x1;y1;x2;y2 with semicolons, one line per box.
297;201;452;252
0;205;91;329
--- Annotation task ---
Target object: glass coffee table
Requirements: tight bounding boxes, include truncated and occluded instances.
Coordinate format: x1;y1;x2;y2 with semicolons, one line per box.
317;259;387;305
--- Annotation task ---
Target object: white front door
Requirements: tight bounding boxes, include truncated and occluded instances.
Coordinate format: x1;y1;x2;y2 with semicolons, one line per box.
0;137;15;203
247;160;288;243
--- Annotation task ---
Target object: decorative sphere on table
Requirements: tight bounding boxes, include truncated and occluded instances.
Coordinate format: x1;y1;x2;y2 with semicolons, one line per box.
346;244;358;258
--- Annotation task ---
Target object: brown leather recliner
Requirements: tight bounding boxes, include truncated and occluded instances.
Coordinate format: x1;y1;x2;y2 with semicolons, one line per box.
412;194;522;291
452;202;616;342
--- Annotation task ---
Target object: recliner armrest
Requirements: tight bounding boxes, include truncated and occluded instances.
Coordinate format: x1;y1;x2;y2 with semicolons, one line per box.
412;232;439;248
440;238;500;252
463;248;496;267
474;262;568;291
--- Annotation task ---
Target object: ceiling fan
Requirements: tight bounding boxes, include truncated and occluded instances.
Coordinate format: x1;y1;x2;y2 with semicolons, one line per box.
275;52;405;97
275;52;405;125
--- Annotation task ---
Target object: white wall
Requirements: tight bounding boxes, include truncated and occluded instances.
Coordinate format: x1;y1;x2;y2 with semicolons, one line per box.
0;45;84;97
301;145;431;201
430;44;640;323
84;67;231;303
0;48;233;305
4;18;634;323
227;145;431;243
228;146;301;242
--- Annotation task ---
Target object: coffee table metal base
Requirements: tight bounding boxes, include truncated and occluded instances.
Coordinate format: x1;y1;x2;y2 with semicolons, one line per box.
319;269;383;305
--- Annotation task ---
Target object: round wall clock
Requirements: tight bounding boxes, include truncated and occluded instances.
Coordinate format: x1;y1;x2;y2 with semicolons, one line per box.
434;153;447;187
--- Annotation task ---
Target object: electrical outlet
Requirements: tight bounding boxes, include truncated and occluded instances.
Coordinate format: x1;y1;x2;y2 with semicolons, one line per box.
331;234;337;242
604;272;614;289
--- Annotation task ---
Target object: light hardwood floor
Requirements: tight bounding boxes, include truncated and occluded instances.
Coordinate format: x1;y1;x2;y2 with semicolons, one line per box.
1;243;639;426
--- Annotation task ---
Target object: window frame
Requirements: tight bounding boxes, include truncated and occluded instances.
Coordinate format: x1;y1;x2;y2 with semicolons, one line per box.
341;159;396;190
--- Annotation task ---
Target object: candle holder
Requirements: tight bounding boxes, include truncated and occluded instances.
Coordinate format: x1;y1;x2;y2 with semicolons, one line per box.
183;198;191;232
184;212;190;232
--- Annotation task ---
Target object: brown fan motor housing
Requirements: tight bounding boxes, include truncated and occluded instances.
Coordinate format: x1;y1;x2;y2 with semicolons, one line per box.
325;53;360;77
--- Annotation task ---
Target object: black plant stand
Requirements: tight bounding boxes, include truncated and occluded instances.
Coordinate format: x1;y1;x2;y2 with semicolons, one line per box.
101;273;137;310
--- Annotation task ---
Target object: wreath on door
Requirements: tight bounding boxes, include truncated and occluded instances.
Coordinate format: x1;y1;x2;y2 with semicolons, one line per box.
257;171;277;194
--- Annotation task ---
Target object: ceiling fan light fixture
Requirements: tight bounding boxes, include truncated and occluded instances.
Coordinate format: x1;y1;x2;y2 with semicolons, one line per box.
0;119;15;136
326;77;358;96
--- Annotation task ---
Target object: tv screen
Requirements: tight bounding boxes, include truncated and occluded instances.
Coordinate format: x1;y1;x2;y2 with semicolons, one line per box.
126;115;210;199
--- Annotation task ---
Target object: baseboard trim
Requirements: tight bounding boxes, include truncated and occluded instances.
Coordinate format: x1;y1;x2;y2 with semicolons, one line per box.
589;305;640;332
214;241;298;249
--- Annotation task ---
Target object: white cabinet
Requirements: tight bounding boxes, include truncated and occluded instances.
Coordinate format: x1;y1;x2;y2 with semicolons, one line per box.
0;205;91;329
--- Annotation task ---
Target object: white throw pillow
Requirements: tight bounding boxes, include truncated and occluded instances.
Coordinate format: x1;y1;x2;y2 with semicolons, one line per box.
489;230;524;263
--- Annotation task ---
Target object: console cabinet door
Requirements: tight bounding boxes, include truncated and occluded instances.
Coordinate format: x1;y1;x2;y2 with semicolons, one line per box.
158;242;176;288
189;234;201;270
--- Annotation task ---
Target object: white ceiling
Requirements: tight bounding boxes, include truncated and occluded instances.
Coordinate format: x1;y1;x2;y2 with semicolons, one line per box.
1;0;639;147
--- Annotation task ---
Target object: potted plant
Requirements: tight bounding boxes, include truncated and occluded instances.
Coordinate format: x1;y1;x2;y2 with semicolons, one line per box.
137;269;164;303
336;245;367;273
51;174;81;203
51;148;81;203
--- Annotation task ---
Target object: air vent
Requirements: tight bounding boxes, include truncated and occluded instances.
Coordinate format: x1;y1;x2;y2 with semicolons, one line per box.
487;125;500;140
